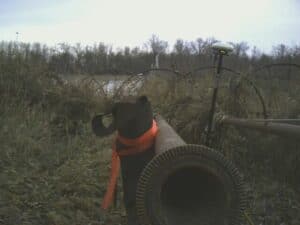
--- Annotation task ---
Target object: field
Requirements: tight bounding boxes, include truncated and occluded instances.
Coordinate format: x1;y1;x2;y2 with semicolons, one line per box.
1;46;300;224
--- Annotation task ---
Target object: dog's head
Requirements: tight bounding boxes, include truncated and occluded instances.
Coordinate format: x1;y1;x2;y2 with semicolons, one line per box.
92;96;153;139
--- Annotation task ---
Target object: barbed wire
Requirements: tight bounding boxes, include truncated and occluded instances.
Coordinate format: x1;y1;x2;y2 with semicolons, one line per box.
73;62;300;120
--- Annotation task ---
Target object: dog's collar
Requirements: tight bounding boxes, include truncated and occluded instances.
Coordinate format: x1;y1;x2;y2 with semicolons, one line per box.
116;120;158;152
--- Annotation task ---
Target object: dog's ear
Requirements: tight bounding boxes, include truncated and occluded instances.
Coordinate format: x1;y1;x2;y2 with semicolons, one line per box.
137;95;148;104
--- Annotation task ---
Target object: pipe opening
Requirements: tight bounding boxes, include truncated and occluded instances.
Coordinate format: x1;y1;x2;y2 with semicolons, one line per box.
161;167;228;225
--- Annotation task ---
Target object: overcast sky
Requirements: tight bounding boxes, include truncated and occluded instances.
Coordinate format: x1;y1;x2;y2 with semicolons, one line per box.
0;0;299;53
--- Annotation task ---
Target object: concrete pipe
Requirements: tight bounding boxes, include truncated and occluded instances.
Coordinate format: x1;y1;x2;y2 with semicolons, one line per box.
136;115;247;225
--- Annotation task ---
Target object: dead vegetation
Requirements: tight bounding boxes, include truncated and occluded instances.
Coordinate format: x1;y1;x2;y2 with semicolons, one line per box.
1;60;300;225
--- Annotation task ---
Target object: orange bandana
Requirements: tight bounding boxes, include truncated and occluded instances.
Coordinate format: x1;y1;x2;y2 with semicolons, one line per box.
101;120;158;210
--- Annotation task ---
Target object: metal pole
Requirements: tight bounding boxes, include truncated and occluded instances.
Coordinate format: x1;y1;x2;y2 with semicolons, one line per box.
206;54;223;146
205;43;233;146
219;116;300;138
246;118;300;125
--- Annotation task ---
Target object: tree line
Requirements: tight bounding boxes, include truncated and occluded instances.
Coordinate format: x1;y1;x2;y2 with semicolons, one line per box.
1;35;300;75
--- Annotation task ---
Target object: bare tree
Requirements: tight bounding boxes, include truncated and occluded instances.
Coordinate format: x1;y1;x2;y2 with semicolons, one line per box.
272;44;289;58
230;42;249;57
147;34;168;68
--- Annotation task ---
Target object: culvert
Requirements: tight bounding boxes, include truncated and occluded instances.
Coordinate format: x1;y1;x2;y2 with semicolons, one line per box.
136;115;247;225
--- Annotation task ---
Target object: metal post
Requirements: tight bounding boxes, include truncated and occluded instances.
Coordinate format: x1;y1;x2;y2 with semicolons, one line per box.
218;116;300;138
205;43;233;146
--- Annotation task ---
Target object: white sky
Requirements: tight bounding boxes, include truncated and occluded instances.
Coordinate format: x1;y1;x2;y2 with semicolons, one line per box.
0;0;300;53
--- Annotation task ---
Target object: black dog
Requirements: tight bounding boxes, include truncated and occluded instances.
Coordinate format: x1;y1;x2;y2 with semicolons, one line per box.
92;96;156;225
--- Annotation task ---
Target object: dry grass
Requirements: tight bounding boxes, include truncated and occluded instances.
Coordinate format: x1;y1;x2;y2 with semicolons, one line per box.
1;69;300;225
